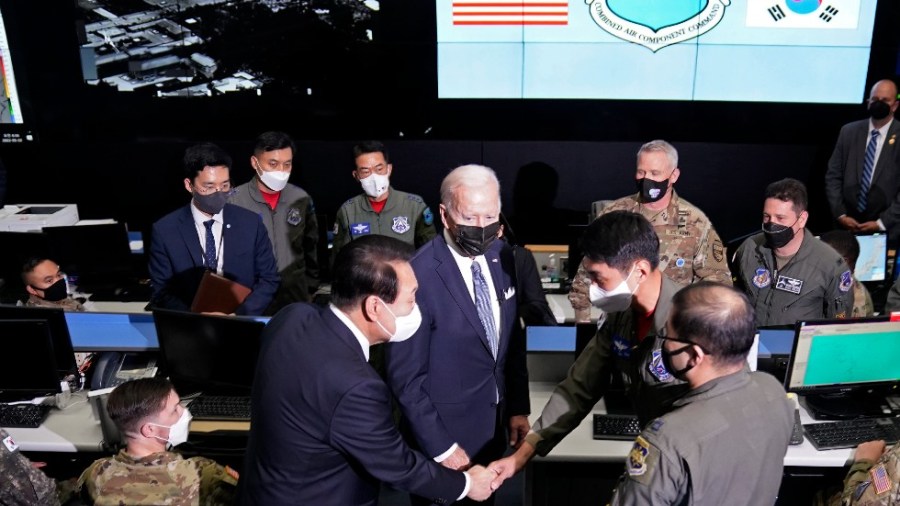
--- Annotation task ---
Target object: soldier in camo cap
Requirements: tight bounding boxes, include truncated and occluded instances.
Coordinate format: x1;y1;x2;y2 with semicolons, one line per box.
834;440;900;506
76;378;237;505
0;427;59;505
568;140;732;322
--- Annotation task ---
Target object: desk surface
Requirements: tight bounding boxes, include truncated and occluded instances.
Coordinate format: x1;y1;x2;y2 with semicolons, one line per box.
7;382;856;467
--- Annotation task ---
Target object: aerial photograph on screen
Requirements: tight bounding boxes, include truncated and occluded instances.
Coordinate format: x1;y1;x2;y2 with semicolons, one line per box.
75;0;380;97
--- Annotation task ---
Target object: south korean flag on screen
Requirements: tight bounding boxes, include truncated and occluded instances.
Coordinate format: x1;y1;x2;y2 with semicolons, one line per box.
746;0;859;29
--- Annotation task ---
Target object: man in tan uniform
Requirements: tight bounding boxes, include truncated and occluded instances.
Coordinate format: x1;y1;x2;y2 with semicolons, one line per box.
569;140;731;321
76;378;237;505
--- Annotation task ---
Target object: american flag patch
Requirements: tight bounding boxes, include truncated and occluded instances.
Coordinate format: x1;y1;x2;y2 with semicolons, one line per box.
871;464;892;495
452;0;568;26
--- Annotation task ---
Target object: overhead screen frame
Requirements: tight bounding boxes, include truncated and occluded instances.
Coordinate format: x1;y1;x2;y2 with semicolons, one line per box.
0;0;39;145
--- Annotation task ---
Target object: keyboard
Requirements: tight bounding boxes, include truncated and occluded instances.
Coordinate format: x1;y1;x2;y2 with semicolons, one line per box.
593;414;641;440
0;404;52;428
803;417;900;451
187;396;251;421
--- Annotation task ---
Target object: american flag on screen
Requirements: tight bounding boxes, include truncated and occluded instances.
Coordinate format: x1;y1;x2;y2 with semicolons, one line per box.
452;0;569;26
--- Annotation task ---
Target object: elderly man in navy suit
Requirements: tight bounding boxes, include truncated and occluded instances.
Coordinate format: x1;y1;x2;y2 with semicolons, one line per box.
386;164;530;505
239;235;497;505
826;78;900;240
148;143;279;316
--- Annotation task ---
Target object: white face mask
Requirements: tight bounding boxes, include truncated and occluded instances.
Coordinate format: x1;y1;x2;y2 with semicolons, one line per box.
257;168;290;192
375;299;422;343
149;408;192;448
360;173;390;199
589;265;637;313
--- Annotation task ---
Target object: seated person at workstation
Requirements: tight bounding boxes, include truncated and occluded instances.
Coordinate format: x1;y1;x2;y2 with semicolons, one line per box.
148;142;279;316
76;377;238;505
21;257;84;312
834;440;900;505
489;211;690;475
1;427;62;505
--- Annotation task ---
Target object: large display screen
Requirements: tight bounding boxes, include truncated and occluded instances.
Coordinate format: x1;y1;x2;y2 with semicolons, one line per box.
437;0;878;102
0;2;35;142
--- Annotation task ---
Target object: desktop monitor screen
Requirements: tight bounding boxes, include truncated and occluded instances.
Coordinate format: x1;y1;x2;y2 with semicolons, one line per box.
43;223;133;284
0;320;62;401
153;309;266;396
784;317;900;418
526;325;576;352
854;232;887;283
64;312;158;351
0;304;77;376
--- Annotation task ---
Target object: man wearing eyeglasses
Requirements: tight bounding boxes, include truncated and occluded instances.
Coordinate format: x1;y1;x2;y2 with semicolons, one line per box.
331;141;437;256
488;211;690;478
148;142;279;316
606;282;793;505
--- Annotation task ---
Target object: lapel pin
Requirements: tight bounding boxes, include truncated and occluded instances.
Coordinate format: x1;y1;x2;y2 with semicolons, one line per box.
226;224;231;229
890;135;896;145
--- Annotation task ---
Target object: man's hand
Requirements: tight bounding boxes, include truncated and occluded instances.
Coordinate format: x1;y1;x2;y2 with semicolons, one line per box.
487;441;536;490
857;221;881;233
837;215;861;230
855;440;887;462
465;465;495;502
441;446;471;471
508;415;530;448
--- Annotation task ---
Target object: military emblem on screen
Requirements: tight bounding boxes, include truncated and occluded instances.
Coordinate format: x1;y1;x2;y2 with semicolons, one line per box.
586;0;731;52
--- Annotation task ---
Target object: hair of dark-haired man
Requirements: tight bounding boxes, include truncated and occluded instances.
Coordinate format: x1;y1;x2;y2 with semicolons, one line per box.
819;230;860;270
764;178;808;214
106;377;174;436
670;282;756;367
254;131;296;157
581;210;660;273
352;141;390;164
20;257;50;284
330;235;414;311
183;142;233;181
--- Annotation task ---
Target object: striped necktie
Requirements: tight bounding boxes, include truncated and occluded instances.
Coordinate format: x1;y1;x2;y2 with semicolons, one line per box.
471;261;498;359
858;129;880;213
203;219;217;270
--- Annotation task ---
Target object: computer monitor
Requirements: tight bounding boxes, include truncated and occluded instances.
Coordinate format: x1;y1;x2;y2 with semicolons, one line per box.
526;325;576;352
854;232;888;283
0;320;62;401
784;317;900;420
152;309;266;396
43;223;133;287
0;304;77;377
64;312;158;351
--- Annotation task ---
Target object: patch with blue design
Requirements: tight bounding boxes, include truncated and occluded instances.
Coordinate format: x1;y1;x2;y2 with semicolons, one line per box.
648;349;671;382
674;257;685;268
392;216;411;234
423;207;434;226
350;222;371;236
286;207;302;226
839;270;853;293
752;268;771;289
611;334;631;359
649;419;665;433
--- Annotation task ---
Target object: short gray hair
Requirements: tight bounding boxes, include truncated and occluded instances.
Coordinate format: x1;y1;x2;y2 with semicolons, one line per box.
440;164;502;215
637;140;678;169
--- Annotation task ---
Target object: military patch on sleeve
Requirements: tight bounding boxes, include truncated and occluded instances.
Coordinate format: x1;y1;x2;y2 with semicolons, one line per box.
871;464;892;495
2;435;18;452
649;419;665;433
839;270;853;293
712;240;724;262
627;435;659;485
853;480;871;501
423;207;434;226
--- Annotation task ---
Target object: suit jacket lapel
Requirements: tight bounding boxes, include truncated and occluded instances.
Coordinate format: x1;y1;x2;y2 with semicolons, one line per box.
873;120;900;186
178;205;204;267
487;243;516;356
221;205;235;272
433;236;493;355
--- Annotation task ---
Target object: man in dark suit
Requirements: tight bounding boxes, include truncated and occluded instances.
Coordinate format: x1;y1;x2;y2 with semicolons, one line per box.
386;164;530;504
239;235;496;505
826;79;900;240
148;143;279;316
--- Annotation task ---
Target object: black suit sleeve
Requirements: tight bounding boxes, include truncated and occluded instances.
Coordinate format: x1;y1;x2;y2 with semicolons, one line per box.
825;123;852;220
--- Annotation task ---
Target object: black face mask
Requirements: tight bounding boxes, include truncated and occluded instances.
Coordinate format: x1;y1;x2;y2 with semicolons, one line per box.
661;343;694;381
453;221;502;257
869;100;892;121
193;190;229;215
636;177;670;203
762;221;796;249
36;278;68;302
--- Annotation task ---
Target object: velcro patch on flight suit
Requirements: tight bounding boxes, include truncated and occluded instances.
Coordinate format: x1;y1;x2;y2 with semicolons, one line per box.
627;435;659;484
871;464;892;495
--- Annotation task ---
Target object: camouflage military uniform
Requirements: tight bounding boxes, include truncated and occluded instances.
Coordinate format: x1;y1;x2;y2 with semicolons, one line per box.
26;294;84;312
332;188;436;256
835;445;900;505
0;428;60;505
569;191;732;321
852;276;875;318
76;450;238;506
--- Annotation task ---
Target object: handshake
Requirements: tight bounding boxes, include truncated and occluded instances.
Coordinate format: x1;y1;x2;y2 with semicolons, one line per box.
446;447;532;502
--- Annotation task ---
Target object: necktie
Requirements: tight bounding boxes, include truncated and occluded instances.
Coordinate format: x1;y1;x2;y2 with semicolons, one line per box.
858;129;880;213
471;261;498;359
203;219;217;270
